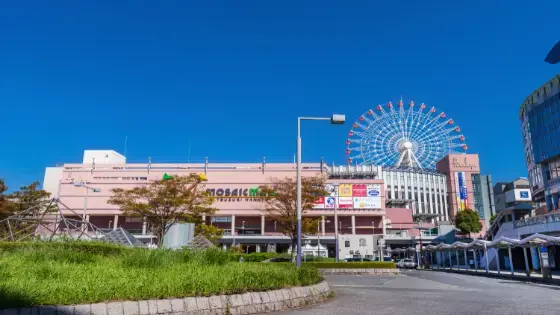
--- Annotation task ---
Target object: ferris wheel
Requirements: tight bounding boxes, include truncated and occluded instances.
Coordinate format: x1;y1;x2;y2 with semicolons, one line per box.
345;100;467;170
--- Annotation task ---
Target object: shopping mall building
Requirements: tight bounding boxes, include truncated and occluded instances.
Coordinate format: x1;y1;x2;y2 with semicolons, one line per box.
43;149;492;256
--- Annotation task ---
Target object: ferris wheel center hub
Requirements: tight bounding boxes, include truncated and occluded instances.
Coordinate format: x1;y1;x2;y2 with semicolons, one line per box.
401;141;413;150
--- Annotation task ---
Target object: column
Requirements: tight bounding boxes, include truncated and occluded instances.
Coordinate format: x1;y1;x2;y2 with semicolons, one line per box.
231;215;236;235
464;249;468;270
474;249;478;272
142;217;147;235
523;247;530;277
448;250;452;269
113;215;119;230
351;216;356;235
85;214;90;222
256;245;261;253
496;248;501;274
508;245;514;276
484;245;489;274
202;215;206;224
261;215;265;236
456;250;460;270
382;215;387;235
321;216;326;236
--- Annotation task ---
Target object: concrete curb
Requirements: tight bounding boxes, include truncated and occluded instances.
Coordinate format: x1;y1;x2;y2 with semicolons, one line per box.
425;268;560;286
0;281;332;315
319;268;400;276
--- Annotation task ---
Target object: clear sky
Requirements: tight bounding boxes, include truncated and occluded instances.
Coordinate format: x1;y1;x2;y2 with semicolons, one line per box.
1;0;559;191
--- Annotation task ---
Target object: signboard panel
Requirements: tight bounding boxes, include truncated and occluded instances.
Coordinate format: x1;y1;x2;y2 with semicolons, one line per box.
353;197;382;209
338;197;353;208
367;184;381;197
338;184;353;197
313;196;325;209
455;172;468;211
352;184;367;197
325;184;338;197
325;196;336;208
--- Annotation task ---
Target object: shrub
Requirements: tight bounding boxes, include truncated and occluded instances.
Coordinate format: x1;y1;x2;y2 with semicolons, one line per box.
192;247;230;265
229;252;285;262
0;241;125;256
305;261;396;269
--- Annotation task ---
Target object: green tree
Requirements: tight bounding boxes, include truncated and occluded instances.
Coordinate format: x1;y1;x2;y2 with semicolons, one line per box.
259;175;328;258
108;174;216;247
489;214;498;225
195;223;224;244
455;208;483;238
7;182;57;217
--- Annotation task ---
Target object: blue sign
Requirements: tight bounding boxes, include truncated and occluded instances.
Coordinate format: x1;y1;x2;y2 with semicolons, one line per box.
520;191;529;198
368;189;380;197
325;197;336;207
458;172;468;199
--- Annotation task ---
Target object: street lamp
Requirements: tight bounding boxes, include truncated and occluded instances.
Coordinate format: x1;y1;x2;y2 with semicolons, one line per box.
73;181;101;221
296;114;345;267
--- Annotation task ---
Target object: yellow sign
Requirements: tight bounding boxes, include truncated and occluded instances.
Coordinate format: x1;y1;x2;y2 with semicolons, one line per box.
338;184;352;197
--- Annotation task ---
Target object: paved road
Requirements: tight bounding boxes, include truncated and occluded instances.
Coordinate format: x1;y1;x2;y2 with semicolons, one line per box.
275;270;560;315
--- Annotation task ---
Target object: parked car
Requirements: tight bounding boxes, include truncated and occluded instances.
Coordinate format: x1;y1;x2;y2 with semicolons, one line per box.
374;256;394;262
397;258;417;269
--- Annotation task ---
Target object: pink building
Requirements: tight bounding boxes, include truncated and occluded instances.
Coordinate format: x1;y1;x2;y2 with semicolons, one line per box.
44;150;446;255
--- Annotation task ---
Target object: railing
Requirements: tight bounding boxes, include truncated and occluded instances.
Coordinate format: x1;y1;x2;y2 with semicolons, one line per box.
514;212;560;228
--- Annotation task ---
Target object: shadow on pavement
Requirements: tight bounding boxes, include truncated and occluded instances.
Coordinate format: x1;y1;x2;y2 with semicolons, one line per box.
0;289;76;314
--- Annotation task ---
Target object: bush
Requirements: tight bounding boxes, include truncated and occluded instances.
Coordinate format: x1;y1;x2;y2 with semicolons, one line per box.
0;241;125;256
228;252;285;262
305;261;396;269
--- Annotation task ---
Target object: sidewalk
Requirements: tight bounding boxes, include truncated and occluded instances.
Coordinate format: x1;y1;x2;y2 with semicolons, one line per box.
425;265;560;285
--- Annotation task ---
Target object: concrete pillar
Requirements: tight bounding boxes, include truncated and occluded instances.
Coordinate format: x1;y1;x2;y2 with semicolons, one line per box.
231;215;236;235
382;215;387;235
474;249;478;272
321;216;326;236
261;215;265;236
456;250;460;270
484;245;489;274
448;250;452;269
496;248;501;274
202;215;206;223
523;247;530;277
256;245;261;253
508;245;514;276
142;217;147;235
85;214;90;222
463;248;469;270
351;216;356;235
431;252;435;268
113;215;119;230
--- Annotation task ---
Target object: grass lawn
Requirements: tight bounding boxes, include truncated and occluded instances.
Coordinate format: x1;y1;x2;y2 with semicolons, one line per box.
0;242;322;308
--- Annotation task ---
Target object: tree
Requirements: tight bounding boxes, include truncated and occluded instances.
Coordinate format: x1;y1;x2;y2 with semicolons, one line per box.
7;182;57;217
195;223;224;244
489;213;498;225
259;175;328;258
455;208;483;238
108;174;216;247
0;179;10;221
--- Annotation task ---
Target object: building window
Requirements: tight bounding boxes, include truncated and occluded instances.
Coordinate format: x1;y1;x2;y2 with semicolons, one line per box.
345;241;350;248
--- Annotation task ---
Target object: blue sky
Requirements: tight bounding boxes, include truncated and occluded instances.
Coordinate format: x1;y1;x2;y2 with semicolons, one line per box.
0;0;559;191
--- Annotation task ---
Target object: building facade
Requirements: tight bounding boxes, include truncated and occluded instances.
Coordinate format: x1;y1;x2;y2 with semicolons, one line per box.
493;178;533;213
435;154;495;221
43;150;448;256
520;75;560;210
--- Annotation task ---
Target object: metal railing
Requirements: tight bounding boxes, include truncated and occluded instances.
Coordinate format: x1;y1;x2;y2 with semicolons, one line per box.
514;212;560;228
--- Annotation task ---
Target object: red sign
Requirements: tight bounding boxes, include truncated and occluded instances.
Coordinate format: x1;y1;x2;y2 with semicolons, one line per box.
315;196;325;204
352;184;367;197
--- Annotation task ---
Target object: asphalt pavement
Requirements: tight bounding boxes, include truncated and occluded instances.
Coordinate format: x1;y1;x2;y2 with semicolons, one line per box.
274;269;560;315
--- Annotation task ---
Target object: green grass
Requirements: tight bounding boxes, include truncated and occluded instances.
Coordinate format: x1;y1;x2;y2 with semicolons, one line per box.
304;261;396;269
0;242;322;308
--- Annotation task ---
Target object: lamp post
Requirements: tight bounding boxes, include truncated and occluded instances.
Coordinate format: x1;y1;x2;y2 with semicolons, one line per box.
296;114;345;268
73;181;101;221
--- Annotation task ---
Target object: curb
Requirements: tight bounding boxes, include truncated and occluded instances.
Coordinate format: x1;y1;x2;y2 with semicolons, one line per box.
319;268;400;276
0;281;332;315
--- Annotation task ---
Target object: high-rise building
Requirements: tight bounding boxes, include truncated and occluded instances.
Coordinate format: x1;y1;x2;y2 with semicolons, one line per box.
520;75;560;211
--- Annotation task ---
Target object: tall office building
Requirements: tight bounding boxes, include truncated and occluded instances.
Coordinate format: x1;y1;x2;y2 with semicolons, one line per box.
520;75;560;211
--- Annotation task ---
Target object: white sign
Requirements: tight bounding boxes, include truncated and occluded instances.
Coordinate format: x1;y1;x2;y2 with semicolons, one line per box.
325;184;338;197
338;197;353;208
353;197;381;209
367;184;381;197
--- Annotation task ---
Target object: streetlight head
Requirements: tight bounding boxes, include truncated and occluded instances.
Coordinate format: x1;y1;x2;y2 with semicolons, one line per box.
73;181;84;187
331;114;345;125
